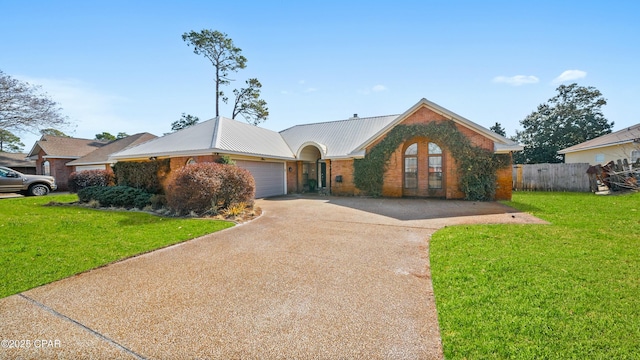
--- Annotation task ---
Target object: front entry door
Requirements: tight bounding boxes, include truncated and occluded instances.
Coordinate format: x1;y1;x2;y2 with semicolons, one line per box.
319;162;327;188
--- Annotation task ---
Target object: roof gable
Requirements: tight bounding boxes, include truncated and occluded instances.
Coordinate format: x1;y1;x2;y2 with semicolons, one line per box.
354;98;522;154
67;133;157;166
558;123;640;154
27;135;108;158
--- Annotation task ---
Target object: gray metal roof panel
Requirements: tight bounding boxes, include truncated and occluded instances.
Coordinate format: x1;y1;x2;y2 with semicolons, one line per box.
280;115;399;158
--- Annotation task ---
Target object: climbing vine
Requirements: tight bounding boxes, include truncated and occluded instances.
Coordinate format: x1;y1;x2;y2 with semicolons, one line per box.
353;121;510;200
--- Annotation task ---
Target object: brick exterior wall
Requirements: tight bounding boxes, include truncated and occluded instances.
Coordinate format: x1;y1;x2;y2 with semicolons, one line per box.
328;159;361;196
35;149;75;191
360;106;513;200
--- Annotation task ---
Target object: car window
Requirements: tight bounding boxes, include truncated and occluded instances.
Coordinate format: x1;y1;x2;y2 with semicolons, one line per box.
0;168;9;177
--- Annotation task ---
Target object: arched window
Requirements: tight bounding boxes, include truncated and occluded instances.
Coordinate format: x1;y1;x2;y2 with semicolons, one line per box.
42;160;51;176
428;143;442;189
186;157;196;165
404;143;418;189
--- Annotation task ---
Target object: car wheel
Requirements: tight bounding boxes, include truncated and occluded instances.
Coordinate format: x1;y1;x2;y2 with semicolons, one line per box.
28;184;50;196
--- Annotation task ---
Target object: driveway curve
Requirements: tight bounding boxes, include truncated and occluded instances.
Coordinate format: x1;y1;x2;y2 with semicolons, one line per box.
0;196;545;359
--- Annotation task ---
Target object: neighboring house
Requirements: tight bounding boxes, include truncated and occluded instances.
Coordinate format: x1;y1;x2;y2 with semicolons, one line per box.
0;152;36;174
111;98;522;200
558;123;640;165
27;135;108;190
66;133;157;172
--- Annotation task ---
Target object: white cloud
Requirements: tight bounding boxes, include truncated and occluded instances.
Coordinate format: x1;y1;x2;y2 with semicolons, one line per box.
492;75;540;86
303;87;317;93
552;69;587;84
358;84;388;95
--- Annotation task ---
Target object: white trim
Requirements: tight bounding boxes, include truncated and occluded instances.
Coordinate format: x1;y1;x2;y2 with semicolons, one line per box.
296;141;327;159
353;98;522;154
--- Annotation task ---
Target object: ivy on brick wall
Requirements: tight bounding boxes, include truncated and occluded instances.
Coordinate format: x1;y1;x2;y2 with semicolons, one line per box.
112;159;170;194
353;121;510;200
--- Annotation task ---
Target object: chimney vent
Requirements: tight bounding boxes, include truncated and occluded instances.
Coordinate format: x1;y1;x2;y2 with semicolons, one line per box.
353;113;358;118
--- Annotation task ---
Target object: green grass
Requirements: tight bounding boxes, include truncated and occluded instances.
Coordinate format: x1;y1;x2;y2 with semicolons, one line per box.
0;194;234;298
431;191;640;359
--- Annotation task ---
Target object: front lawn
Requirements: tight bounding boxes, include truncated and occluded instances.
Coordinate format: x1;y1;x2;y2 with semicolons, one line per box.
431;191;640;359
0;194;234;298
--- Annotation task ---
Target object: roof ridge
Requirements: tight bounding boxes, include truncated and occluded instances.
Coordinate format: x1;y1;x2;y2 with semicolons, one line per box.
279;114;400;133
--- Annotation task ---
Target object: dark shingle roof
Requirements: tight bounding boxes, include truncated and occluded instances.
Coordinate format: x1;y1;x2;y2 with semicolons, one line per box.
67;133;157;166
0;152;36;167
27;135;108;158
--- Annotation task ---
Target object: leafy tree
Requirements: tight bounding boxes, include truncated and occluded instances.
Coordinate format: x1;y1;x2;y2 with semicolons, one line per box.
232;78;269;126
95;132;129;141
489;122;506;137
514;83;613;164
182;30;247;117
95;132;116;141
0;129;25;152
170;113;200;132
40;128;69;137
0;70;69;134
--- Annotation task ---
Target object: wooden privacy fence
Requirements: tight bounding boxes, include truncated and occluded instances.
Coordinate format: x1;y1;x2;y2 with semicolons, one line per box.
513;163;591;192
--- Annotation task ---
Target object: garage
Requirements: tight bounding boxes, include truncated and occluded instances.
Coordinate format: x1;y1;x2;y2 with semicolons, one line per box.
235;160;286;198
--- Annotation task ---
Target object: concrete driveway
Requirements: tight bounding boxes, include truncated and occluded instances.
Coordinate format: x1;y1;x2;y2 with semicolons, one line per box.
0;195;545;359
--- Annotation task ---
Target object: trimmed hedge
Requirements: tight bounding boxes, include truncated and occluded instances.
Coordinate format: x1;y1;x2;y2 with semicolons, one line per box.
166;162;255;215
68;169;115;193
112;159;170;194
78;186;152;209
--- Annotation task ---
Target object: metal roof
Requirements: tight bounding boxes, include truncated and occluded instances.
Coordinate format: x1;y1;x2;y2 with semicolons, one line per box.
111;98;523;161
110;117;295;160
279;115;399;158
558;123;640;154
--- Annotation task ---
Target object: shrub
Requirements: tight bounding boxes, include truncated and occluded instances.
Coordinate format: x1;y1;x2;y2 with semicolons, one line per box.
112;159;170;194
78;186;152;209
67;169;115;193
166;163;255;215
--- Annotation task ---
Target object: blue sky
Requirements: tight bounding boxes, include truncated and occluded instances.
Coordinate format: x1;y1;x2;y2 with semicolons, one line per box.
2;0;638;150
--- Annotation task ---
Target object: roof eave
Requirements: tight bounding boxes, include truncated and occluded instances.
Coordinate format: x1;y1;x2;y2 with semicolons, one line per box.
558;139;636;154
352;98;517;152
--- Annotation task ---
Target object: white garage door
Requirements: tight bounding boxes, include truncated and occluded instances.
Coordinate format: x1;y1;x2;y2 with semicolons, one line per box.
235;160;285;198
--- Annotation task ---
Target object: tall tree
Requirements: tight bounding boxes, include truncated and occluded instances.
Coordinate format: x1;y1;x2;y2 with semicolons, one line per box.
0;70;69;134
116;132;129;139
182;30;247;117
514;83;613;164
232;78;269;126
0;129;25;152
40;128;69;137
170;113;200;132
95;132;116;141
489;122;506;136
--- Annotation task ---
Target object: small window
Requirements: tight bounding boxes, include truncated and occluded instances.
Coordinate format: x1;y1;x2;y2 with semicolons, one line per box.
632;150;640;163
186;158;197;165
42;160;51;176
595;154;605;163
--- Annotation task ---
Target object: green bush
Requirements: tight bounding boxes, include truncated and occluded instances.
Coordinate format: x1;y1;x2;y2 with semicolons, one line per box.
166;163;255;215
112;159;170;194
78;186;152;209
67;169;115;193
